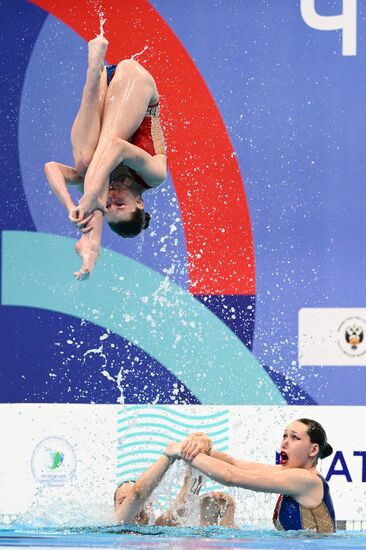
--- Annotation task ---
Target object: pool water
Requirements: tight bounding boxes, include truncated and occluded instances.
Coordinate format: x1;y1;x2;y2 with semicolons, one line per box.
1;525;366;549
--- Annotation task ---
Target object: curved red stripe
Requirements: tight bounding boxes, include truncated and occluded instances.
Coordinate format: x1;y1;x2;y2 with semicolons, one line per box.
30;0;256;295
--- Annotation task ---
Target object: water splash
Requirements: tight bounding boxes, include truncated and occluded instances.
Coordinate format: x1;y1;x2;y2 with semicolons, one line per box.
97;6;106;37
83;345;107;370
116;367;125;405
131;45;149;60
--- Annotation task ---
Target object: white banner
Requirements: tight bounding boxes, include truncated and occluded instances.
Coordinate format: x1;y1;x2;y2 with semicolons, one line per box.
0;404;365;526
299;308;366;366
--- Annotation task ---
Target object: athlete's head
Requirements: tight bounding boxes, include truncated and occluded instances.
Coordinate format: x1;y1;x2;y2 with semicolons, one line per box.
113;480;150;525
297;418;333;461
106;165;151;238
280;419;332;469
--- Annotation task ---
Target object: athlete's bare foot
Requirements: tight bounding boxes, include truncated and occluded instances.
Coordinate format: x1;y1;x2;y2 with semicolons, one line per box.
88;35;108;73
74;234;100;281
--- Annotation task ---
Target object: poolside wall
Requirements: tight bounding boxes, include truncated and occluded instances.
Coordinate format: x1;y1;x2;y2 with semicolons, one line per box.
1;0;366;527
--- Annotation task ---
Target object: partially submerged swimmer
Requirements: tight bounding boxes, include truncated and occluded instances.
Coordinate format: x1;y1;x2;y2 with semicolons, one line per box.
166;419;336;533
113;433;237;528
44;35;167;279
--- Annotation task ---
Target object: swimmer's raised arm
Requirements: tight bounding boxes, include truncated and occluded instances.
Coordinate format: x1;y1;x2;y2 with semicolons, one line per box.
181;433;275;472
180;451;317;498
201;450;278;473
115;453;176;525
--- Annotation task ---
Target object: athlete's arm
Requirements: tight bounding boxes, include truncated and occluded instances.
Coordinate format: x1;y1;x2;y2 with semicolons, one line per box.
119;143;167;188
188;453;317;497
115;454;175;524
165;442;300;494
208;451;279;473
181;434;275;472
44;161;83;214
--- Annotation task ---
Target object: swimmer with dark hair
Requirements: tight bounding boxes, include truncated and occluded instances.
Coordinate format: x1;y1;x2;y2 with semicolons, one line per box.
165;419;336;533
113;433;237;528
44;35;167;279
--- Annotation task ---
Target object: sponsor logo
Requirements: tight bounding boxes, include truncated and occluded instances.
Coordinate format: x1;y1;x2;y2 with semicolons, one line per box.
31;436;76;486
337;317;366;357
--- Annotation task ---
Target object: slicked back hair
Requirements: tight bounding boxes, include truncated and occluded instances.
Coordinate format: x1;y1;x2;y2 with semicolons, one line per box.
297;418;333;460
108;209;151;238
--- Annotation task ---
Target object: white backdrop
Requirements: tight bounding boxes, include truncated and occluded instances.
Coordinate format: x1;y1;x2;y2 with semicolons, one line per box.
0;404;365;527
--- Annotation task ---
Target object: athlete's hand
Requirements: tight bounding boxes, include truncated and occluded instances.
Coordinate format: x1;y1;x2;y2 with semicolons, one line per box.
181;433;212;461
164;441;183;459
69;210;94;233
69;194;106;231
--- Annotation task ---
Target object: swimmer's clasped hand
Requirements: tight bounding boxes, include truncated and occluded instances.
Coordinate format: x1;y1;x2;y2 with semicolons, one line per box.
69;194;106;231
164;442;183;460
181;433;212;462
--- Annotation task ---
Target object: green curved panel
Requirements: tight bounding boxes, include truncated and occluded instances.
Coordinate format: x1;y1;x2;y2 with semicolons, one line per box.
1;231;284;405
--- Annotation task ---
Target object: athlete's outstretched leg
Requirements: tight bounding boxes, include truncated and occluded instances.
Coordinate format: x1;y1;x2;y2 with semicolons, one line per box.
71;36;108;175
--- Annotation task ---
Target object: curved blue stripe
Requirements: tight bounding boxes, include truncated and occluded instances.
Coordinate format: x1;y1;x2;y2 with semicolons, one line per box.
118;422;200;437
117;441;229;452
117;413;228;429
117;458;158;469
117;440;166;450
117;468;147;478
2;232;284;405
118;425;229;438
215;439;230;447
117;425;128;432
118;406;230;420
118;431;174;440
117;450;163;461
117;412;230;425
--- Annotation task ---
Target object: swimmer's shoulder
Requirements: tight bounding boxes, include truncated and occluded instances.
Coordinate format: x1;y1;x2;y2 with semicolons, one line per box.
146;154;167;188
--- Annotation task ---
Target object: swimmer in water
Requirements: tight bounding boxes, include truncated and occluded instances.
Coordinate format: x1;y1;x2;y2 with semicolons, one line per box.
165;419;336;533
114;432;237;528
44;35;167;280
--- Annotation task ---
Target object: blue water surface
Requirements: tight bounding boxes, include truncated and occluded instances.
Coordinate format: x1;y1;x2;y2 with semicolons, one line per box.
1;525;366;549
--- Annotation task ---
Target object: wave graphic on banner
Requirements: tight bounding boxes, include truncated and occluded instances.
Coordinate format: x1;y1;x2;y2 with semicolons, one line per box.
116;406;229;498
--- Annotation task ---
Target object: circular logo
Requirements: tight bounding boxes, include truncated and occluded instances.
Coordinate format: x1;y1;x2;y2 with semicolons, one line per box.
31;436;76;486
337;316;366;357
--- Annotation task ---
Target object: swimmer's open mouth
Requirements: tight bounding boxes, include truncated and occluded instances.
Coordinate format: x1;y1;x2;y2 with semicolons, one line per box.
106;200;127;207
280;451;288;465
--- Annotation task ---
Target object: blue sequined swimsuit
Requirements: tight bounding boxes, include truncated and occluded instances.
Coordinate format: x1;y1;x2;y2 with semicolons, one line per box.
273;475;336;533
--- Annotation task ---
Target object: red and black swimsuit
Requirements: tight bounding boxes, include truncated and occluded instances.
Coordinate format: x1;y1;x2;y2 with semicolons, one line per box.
106;64;166;189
